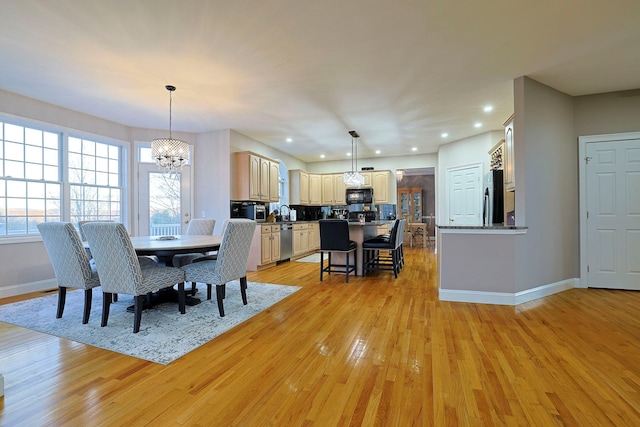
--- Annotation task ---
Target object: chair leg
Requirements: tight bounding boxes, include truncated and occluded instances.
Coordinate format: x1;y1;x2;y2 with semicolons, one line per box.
207;284;212;300
133;295;144;333
191;282;197;295
113;293;118;302
345;252;350;283
101;292;112;327
83;288;92;324
57;286;66;319
240;276;248;305
216;284;226;317
177;282;186;314
320;251;324;281
392;250;398;278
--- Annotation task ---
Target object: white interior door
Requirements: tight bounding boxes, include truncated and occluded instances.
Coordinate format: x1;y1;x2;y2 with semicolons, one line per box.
585;138;640;289
138;164;192;236
447;164;482;226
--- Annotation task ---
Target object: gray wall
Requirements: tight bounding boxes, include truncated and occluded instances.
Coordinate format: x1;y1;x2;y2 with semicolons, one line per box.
514;77;578;292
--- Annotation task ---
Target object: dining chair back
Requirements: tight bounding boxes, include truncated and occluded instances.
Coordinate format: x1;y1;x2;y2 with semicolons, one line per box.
180;219;257;317
173;218;217;273
186;218;216;235
319;219;357;282
37;222;101;324
82;222;186;333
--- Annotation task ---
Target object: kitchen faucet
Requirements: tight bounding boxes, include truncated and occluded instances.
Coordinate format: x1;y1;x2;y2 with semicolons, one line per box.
280;205;290;221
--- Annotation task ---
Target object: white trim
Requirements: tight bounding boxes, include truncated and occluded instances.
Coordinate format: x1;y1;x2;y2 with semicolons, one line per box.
439;278;579;306
0;278;57;299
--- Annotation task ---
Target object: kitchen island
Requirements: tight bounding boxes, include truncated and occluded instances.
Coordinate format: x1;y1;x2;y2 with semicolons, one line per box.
333;220;394;276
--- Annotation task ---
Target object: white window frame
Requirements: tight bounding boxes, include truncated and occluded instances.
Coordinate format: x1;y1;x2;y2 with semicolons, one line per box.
0;115;129;243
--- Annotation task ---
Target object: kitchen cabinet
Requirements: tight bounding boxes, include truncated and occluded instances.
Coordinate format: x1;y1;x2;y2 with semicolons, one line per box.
233;151;279;202
345;170;390;204
489;139;505;171
290;170;310;205
308;222;320;250
370;170;390;203
260;224;281;265
322;173;346;205
293;223;310;255
503;114;515;192
309;174;322;205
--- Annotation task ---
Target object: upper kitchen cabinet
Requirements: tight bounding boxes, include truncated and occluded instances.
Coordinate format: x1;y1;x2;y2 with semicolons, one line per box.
309;174;322;205
370;170;391;203
503;114;515;192
345;170;391;204
321;173;346;205
233;151;279;202
290;170;310;205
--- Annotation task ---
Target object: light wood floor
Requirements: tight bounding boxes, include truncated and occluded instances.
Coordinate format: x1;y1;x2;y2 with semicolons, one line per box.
2;247;640;426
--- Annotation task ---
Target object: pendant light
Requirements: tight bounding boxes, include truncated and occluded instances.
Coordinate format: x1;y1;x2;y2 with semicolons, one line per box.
151;85;190;173
343;130;365;186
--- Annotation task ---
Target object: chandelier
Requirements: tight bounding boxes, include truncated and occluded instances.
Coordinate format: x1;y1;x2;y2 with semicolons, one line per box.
151;85;190;173
343;130;365;186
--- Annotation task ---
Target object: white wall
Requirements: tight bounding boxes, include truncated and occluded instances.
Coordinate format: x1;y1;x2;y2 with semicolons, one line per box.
194;130;232;234
436;131;503;222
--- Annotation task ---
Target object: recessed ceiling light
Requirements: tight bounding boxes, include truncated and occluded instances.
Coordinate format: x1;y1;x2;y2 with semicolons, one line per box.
375;150;381;154
320;154;325;158
411;147;417;152
286;137;293;143
483;105;493;112
441;132;449;138
347;152;352;156
474;122;482;128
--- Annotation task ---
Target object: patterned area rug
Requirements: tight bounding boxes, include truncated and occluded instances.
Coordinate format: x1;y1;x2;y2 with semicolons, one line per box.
0;281;300;365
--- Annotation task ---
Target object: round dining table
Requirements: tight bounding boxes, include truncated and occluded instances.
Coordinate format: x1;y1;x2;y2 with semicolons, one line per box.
85;234;223;308
129;234;222;266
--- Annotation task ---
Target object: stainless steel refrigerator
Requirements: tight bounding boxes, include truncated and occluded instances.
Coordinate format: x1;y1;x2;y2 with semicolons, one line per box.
483;169;504;226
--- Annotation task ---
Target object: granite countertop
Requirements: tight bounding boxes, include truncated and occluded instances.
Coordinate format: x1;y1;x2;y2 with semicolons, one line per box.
347;220;394;226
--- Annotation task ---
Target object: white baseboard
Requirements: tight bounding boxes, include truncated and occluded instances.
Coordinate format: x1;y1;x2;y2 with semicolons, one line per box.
0;279;57;299
439;278;580;306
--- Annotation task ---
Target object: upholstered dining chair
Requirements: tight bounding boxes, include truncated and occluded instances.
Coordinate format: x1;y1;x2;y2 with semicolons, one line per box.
180;219;256;317
172;218;217;295
172;219;216;263
79;219;157;268
37;222;101;324
82;222;187;333
319;219;357;283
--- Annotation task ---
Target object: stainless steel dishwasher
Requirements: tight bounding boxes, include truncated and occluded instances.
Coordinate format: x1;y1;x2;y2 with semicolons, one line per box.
279;223;293;262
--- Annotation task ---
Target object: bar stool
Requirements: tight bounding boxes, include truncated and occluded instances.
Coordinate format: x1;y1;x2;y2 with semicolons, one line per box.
319;220;357;283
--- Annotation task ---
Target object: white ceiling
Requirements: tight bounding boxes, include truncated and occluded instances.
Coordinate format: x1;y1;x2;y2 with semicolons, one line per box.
1;0;639;163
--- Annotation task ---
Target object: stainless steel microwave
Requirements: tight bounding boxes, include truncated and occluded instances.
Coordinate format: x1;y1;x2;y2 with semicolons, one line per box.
346;187;374;205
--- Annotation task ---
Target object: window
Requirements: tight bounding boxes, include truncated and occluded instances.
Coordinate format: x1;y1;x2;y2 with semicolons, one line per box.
68;136;122;224
0;118;125;237
0;121;61;235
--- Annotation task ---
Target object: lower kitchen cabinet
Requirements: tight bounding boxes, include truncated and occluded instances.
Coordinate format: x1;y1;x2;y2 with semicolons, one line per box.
293;223;309;256
248;224;280;270
261;224;281;265
308;222;319;250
